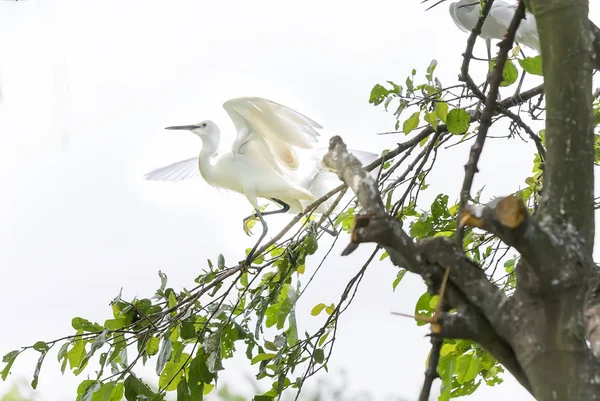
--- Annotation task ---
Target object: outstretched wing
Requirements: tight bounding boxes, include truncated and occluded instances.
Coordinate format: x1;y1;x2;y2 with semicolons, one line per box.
143;157;200;181
223;97;322;172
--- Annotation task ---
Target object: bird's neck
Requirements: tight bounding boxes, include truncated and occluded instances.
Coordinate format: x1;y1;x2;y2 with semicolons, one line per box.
198;133;220;182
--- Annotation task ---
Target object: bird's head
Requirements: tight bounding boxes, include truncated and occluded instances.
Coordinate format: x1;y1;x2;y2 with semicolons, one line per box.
165;120;219;138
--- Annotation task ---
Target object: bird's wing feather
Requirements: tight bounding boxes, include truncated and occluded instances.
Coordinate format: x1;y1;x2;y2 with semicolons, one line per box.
223;97;322;171
143;157;200;181
449;2;472;33
490;5;539;50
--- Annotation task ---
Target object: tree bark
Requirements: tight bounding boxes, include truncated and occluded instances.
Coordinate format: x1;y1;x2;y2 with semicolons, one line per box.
325;1;600;400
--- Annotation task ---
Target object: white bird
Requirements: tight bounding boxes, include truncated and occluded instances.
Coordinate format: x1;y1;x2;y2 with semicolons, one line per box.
144;97;378;264
449;0;539;59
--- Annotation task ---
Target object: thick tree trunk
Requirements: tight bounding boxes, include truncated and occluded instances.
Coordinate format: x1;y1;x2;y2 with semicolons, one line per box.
517;0;598;399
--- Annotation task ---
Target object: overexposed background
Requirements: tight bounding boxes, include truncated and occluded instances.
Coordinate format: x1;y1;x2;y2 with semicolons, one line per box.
1;1;599;400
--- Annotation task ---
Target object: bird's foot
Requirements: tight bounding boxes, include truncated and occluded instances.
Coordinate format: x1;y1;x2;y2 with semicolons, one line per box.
243;217;259;236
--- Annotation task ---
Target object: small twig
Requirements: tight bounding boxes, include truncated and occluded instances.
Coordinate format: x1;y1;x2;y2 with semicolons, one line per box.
419;337;444;401
418;267;450;400
456;0;526;245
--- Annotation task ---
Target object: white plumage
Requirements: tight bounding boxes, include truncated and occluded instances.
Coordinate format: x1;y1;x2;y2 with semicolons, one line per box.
449;0;540;53
144;97;378;263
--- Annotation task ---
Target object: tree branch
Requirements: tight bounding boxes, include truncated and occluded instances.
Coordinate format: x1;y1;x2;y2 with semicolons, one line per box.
457;0;527;244
323;136;533;392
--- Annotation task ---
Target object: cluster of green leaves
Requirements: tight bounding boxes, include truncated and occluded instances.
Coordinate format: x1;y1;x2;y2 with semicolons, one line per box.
436;340;504;401
370;61;473;137
410;290;505;401
1;225;341;401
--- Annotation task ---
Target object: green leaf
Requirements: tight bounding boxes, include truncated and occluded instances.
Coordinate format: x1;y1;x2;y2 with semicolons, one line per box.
311;303;326;316
72;317;103;332
456;354;481;383
314;349;325;364
189;349;214;399
57;342;69;373
403;111;420;134
108;382;124;401
264;341;278;351
32;341;49;353
438;358;454;401
156;336;173;375
446;108;470;134
124;374;156;401
424;111;438;130
158;352;189;391
67;341;86;372
414;292;434;326
146;337;160;356
168;291;178;308
104;318;127;330
500;59;519;87
435;102;448;123
177;376;191;401
217;254;225;269
410;219;433;239
181;320;197;340
518;55;543;76
426;59;438;81
79;330;107;373
275;286;298;330
318;333;329;348
254;396;275;401
429;295;440;310
92;382;122;401
31;347;49;389
159;270;168;291
79;380;101;401
203;383;215;396
392;269;407;291
240;272;249;287
286;308;299;347
76;380;97;401
369;84;391;105
251;353;277;364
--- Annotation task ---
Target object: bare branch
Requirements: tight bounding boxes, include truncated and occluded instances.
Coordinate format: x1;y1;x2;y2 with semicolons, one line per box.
418;337;443;401
457;0;527;244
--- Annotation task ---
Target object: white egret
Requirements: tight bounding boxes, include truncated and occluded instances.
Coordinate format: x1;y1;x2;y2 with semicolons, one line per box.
144;97;378;264
449;0;539;60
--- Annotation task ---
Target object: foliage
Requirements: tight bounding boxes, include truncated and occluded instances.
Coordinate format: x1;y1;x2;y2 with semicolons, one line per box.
3;4;600;401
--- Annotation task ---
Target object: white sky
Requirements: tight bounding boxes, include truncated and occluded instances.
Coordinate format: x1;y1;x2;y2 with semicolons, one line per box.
1;1;599;400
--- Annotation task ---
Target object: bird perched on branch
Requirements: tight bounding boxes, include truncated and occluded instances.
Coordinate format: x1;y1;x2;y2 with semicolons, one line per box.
449;0;540;59
423;0;600;70
144;97;377;264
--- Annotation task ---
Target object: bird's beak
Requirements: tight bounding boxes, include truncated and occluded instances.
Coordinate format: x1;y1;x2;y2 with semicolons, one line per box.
165;125;198;131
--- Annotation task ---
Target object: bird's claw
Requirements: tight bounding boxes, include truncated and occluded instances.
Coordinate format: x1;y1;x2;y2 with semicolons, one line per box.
243;217;258;236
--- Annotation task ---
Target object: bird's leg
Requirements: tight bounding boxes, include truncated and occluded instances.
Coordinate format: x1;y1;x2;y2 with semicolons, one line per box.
245;208;268;266
243;199;290;236
513;46;528;99
475;38;493;115
319;217;339;237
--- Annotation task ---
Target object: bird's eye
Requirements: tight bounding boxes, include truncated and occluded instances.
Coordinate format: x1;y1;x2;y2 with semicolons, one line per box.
201;123;207;128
